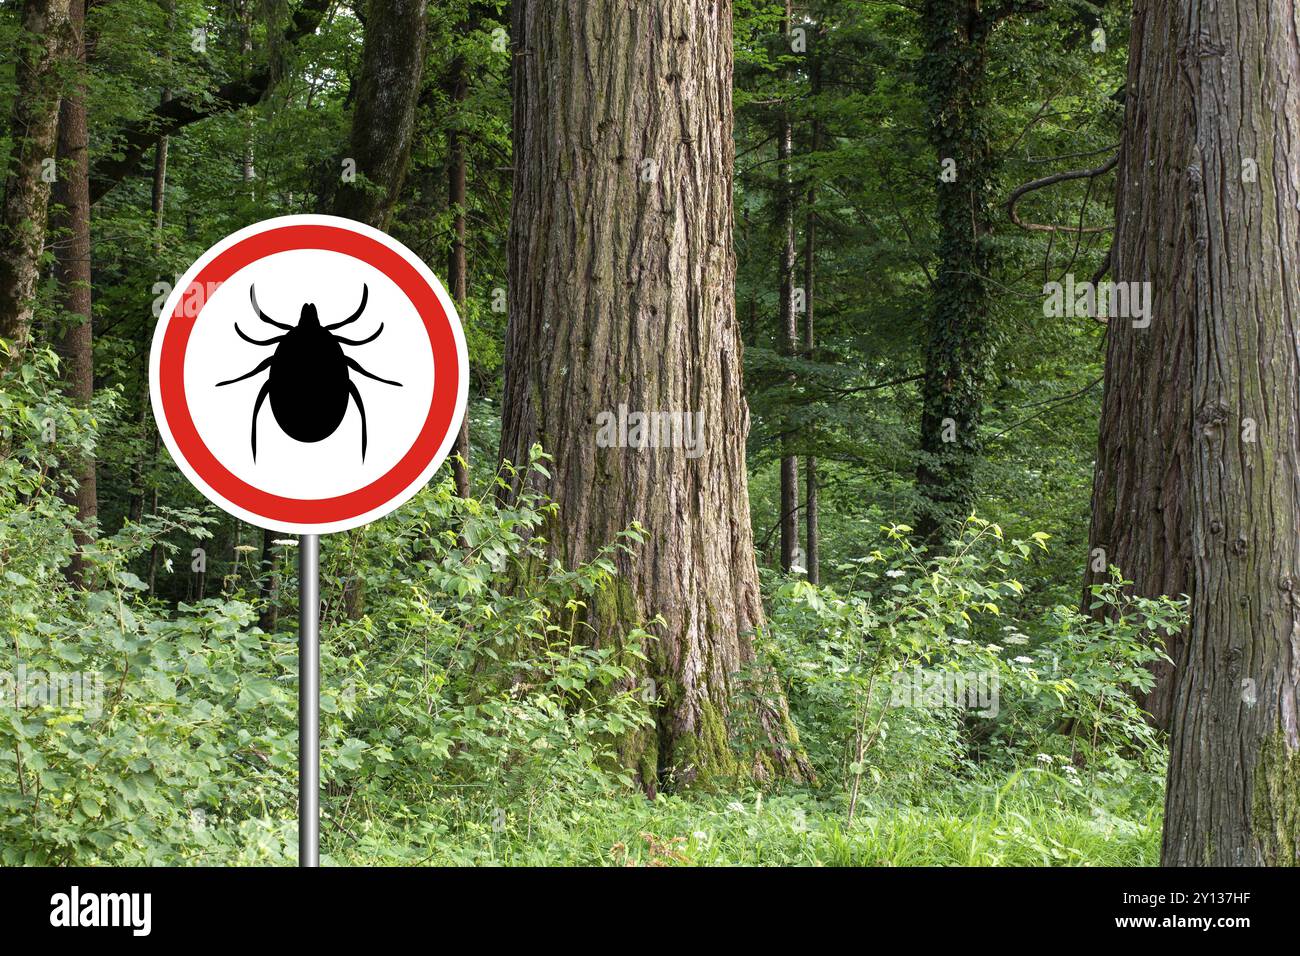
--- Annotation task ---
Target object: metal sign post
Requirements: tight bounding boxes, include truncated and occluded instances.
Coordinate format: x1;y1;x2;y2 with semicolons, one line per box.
149;215;467;871
298;534;320;867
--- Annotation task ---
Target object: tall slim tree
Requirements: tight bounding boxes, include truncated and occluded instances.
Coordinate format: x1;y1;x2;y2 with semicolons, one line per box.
50;0;95;584
502;0;808;789
0;0;73;358
447;47;471;501
776;0;799;573
803;30;822;586
914;0;1000;540
1151;0;1300;867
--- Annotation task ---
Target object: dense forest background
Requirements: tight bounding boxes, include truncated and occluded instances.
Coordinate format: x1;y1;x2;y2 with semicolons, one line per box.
1;0;1296;867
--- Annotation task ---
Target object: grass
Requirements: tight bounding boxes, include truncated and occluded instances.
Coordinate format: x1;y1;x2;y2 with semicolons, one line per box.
328;769;1163;867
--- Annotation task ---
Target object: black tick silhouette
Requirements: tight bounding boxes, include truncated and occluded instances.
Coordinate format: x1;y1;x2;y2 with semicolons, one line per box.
216;284;401;461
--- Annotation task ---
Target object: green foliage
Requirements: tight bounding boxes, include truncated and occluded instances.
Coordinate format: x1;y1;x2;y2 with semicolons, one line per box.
1;358;652;863
0;1;1174;867
335;775;1160;867
760;519;1181;806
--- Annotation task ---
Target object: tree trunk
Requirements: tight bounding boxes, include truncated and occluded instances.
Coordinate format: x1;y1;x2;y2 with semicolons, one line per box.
331;0;428;230
1158;0;1300;867
51;0;95;586
914;1;998;542
257;527;279;633
447;51;471;501
502;0;808;790
328;0;428;616
777;0;799;573
804;39;821;586
803;188;819;583
129;87;172;528
0;0;73;359
1082;2;1192;731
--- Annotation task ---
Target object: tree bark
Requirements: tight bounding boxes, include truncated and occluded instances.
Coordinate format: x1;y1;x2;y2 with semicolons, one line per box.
502;0;808;790
256;528;280;632
804;38;821;586
51;0;95;586
0;0;73;359
1082;3;1192;731
777;0;799;573
447;51;471;501
803;189;818;583
914;0;999;542
1158;0;1300;867
331;0;428;230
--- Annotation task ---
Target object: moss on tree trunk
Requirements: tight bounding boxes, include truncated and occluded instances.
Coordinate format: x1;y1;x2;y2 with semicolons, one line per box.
501;0;809;792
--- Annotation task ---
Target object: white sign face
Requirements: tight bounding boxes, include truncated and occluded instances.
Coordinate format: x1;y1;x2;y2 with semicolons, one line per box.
150;215;468;534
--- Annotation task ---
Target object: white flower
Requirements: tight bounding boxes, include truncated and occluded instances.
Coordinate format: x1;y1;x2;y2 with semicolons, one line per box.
886;569;906;578
726;801;745;814
1014;655;1034;664
1036;753;1054;765
953;638;972;646
985;643;1002;652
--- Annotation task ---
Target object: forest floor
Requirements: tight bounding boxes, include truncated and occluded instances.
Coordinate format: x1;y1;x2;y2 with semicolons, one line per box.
328;775;1162;867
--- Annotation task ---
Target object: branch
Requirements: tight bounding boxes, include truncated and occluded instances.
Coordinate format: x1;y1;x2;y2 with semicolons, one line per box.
988;377;1103;443
1005;153;1118;234
90;0;332;203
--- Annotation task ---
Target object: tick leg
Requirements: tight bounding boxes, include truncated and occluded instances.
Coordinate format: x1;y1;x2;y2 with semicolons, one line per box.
348;380;368;461
251;379;271;461
250;285;294;330
216;356;273;387
234;322;284;346
346;356;402;387
324;284;369;331
332;323;384;346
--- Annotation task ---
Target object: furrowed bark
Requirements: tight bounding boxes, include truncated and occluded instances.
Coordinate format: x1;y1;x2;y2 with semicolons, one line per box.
1082;2;1191;731
1155;0;1300;867
0;0;74;359
502;0;809;790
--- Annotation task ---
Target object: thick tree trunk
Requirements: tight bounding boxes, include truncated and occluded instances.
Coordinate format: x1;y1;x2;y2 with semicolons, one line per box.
0;0;73;359
1159;0;1300;867
502;0;808;790
914;1;998;541
51;0;95;586
331;0;427;230
777;0;799;573
447;52;471;501
1082;2;1192;731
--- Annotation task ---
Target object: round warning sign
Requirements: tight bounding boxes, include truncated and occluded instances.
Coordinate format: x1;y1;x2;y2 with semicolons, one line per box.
150;214;468;534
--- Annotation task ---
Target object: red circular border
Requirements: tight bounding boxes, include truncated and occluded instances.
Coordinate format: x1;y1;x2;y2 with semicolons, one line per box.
158;224;458;524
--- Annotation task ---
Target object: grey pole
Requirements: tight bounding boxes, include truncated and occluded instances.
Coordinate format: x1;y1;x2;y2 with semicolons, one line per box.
299;533;320;867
